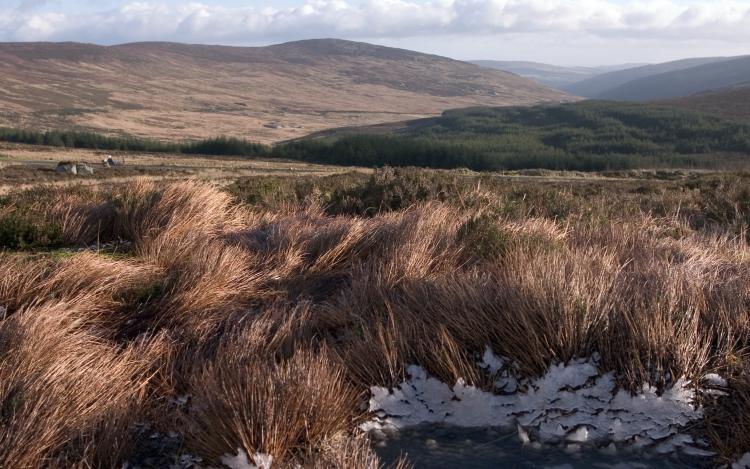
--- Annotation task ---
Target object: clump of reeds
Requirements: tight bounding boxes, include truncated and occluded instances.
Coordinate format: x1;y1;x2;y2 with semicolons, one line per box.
0;302;162;468
183;339;359;465
109;180;246;247
3;177;750;465
705;372;750;463
0;252;162;334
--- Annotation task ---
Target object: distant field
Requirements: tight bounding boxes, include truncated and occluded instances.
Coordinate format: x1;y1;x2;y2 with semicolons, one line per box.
5;101;750;176
0;142;363;194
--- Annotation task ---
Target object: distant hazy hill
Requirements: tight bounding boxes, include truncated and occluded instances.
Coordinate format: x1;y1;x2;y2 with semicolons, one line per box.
663;83;750;120
0;39;571;143
471;60;642;89
471;61;597;88
599;56;750;102
561;57;734;98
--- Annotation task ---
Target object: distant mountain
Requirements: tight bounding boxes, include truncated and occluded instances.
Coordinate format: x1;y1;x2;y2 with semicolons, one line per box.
561;56;735;98
0;39;572;143
599;56;750;102
662;83;750;120
471;60;642;89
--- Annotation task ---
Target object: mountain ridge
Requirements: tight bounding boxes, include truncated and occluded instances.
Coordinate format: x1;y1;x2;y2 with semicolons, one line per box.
0;39;572;142
561;56;737;98
599;55;750;101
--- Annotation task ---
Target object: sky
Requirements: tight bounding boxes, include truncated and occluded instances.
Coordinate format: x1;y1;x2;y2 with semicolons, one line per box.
2;0;750;66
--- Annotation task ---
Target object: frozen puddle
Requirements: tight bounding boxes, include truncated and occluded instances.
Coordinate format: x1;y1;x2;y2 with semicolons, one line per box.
363;349;717;465
373;424;704;468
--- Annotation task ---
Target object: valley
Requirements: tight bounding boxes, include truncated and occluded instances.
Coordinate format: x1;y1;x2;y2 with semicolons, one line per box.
0;39;571;143
2;30;750;469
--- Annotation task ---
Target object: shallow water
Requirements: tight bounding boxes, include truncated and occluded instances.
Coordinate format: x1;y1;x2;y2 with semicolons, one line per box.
373;425;706;469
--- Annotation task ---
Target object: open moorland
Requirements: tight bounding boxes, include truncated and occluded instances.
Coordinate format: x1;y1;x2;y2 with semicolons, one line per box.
0;141;364;195
3;167;750;467
0;40;570;143
3;36;750;468
3;99;750;191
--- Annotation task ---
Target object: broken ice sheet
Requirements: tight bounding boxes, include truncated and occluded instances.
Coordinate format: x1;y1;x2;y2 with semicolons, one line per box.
364;348;706;456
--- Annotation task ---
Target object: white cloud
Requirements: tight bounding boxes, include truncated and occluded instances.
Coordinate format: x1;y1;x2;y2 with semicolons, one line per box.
14;0;53;11
1;0;749;58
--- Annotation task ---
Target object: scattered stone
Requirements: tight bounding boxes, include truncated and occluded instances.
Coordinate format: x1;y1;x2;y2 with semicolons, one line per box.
56;161;94;176
566;426;589;443
56;161;77;175
76;163;94;176
221;449;272;469
704;373;728;387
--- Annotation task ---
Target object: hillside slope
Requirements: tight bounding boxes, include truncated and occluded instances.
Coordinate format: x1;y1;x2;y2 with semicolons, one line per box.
600;56;750;101
663;84;750;120
0;39;571;143
562;56;734;98
278;101;750;171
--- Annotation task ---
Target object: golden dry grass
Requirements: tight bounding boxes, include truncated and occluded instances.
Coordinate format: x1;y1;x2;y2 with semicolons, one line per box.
0;41;570;144
0;142;367;196
2;178;750;466
184;345;359;465
0;302;162;468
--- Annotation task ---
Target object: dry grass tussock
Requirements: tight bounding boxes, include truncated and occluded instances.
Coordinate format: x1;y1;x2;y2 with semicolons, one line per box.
705;373;750;463
184;344;359;466
111;180;247;246
0;252;162;333
0;303;163;468
3;178;750;465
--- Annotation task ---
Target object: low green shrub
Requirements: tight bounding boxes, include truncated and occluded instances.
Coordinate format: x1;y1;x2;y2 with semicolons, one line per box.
457;215;514;261
0;213;64;250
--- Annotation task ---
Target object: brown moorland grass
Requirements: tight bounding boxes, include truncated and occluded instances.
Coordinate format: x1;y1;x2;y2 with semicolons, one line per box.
2;171;750;466
0;302;162;468
184;345;360;465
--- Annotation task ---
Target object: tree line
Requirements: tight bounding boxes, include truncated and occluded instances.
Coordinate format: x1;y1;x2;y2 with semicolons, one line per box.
2;101;750;171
